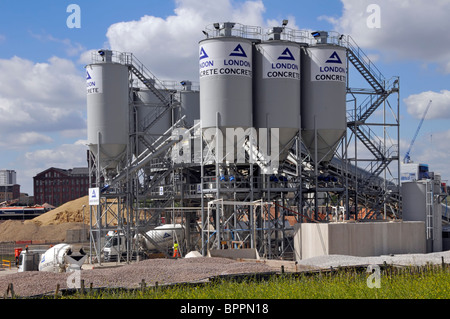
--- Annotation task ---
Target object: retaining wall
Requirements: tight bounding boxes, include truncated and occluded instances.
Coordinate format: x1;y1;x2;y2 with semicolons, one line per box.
293;221;426;261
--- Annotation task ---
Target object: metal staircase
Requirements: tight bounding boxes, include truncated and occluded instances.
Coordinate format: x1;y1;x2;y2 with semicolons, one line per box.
349;91;390;123
344;35;399;187
349;123;397;181
128;63;171;107
123;53;179;153
351;125;384;159
346;36;385;93
137;104;175;152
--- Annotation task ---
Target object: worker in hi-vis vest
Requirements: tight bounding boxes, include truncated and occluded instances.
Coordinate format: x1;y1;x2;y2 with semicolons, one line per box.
173;242;181;258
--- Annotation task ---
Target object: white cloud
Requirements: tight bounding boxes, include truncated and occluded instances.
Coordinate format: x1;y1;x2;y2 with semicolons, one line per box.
25;143;86;165
19;140;88;194
105;0;267;81
0;132;53;149
0;56;84;103
0;56;85;147
323;0;450;72
403;90;450;120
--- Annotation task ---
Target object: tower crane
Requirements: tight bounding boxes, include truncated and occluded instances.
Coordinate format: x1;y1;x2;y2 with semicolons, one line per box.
403;99;432;164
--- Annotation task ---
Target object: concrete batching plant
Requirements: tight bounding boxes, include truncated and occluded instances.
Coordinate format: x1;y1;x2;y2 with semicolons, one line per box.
84;21;435;265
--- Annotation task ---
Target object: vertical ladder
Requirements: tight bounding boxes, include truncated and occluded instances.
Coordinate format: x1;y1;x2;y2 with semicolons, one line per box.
425;181;434;241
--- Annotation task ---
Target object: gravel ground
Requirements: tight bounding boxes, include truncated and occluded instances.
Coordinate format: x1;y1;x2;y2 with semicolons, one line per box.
0;257;274;297
3;251;450;298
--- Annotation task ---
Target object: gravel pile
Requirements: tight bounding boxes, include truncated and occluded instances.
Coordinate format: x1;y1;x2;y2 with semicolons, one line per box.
0;257;274;297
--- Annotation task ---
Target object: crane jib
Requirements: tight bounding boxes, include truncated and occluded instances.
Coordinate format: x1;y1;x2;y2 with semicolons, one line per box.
403;100;432;163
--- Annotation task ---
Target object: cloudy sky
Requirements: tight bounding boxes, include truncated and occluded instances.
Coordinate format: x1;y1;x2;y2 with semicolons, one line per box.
0;0;449;195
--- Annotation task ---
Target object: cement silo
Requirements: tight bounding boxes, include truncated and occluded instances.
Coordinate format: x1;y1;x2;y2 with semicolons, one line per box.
253;28;301;163
175;81;200;128
86;50;129;178
133;87;172;157
199;22;253;163
301;32;347;165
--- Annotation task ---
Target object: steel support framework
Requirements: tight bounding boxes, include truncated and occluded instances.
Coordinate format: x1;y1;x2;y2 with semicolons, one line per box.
87;29;400;264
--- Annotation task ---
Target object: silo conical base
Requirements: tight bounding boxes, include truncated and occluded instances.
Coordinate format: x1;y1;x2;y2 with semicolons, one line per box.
302;129;345;164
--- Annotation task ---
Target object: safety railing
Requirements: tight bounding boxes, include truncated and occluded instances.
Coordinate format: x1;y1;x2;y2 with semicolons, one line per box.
344;35;385;87
90;50;173;94
2;259;11;269
204;22;262;39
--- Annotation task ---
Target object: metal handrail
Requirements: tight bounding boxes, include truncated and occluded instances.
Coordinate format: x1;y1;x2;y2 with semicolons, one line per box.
90;50;172;94
204;22;262;39
357;124;385;157
344;35;385;85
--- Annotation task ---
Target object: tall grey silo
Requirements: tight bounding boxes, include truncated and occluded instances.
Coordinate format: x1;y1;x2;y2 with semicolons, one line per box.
86;50;129;179
301;32;347;165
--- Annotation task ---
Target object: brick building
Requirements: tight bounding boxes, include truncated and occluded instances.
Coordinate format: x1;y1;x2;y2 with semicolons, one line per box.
33;167;90;206
0;184;21;202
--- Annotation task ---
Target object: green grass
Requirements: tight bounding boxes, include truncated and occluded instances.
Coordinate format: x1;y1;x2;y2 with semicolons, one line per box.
61;264;450;299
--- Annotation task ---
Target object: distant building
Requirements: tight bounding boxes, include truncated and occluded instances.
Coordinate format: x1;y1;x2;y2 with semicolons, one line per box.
18;193;34;206
0;170;17;186
33;167;90;206
0;184;21;202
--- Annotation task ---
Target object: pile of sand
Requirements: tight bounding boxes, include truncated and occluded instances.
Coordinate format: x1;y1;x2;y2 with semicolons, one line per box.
0;196;89;242
26;196;90;226
0;196;124;242
28;195;121;227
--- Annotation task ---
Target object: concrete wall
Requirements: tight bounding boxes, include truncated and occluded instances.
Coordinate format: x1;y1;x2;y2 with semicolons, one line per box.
294;221;426;261
66;228;89;243
208;248;260;260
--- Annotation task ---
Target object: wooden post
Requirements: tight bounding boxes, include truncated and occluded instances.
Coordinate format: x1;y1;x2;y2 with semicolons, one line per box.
140;279;146;292
54;283;60;299
5;283;14;298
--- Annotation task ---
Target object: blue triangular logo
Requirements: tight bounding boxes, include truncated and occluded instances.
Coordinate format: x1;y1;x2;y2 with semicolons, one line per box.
278;48;295;61
163;232;171;238
326;51;342;64
199;47;209;60
86;71;92;80
230;44;247;57
91;189;96;198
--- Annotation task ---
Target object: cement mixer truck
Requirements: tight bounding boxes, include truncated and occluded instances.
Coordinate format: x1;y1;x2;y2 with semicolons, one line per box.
39;243;87;272
18;243;87;273
103;224;185;261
